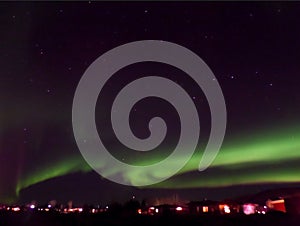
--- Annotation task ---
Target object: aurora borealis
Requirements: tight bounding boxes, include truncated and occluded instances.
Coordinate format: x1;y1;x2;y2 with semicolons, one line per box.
1;2;300;204
12;125;300;203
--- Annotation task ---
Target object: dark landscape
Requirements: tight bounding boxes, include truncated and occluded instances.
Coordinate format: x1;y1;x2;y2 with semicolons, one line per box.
0;211;298;226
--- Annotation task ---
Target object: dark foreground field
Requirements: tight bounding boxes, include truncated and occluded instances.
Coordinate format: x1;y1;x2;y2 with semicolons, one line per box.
1;212;299;226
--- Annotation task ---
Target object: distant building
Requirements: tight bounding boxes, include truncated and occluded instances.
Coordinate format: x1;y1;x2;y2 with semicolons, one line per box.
284;196;300;215
147;204;188;216
218;201;241;215
266;198;286;213
188;200;219;214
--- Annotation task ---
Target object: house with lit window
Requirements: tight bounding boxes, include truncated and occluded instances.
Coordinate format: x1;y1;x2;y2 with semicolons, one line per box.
147;204;188;216
188;200;219;214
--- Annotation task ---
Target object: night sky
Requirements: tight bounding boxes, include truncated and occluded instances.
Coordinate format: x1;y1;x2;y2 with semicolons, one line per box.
1;2;300;205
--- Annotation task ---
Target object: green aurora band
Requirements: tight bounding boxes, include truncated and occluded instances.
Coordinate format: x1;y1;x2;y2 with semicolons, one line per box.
16;156;91;196
16;125;300;200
